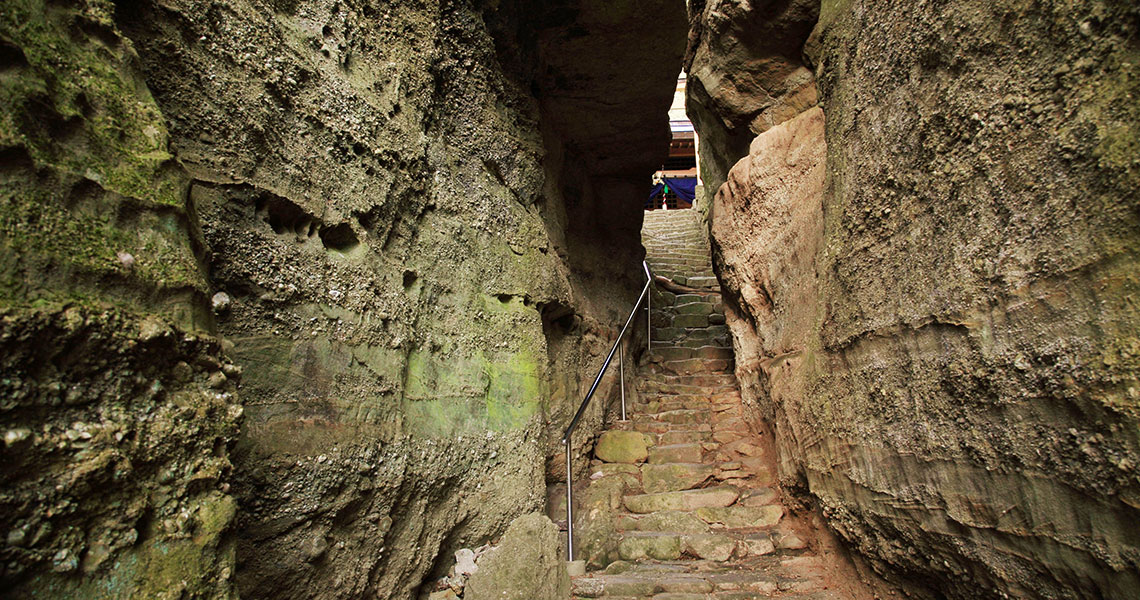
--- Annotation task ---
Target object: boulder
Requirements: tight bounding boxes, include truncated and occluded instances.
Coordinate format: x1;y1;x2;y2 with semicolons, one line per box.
464;513;569;600
595;431;653;464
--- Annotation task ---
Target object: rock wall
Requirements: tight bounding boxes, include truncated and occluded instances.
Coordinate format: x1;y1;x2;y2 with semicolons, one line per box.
697;1;1140;599
0;0;241;597
1;0;686;598
684;0;820;201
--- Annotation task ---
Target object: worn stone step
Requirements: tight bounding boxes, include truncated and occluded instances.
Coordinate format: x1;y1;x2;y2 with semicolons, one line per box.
654;346;734;361
658;430;713;445
617;532;684;560
671;335;731;350
652;326;682;341
630;419;671;434
638;381;734;395
674;293;719;305
653;409;710;425
624;485;739;513
671;314;709;328
652;372;737;386
634;418;712;433
671;325;731;340
642;398;722;414
617;509;709;534
649;443;704;464
686;275;720;287
642;462;716;493
694;504;784;529
616;531;779;563
660;358;734;375
672;302;718;316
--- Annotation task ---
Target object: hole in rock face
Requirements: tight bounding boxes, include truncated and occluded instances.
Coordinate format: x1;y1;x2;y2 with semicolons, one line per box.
540;301;578;366
0;147;34;174
402;270;418;289
540;301;577;336
495;293;512;303
256;195;315;237
318;222;359;252
0;41;29;72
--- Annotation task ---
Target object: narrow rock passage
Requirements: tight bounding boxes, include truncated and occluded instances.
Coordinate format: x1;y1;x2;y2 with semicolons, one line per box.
571;210;875;600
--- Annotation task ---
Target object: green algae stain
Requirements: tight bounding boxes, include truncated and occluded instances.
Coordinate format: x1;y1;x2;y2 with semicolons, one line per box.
0;0;183;206
403;346;543;436
0;0;207;314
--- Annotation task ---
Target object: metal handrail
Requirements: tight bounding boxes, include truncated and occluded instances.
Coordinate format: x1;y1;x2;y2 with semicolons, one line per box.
563;260;655;562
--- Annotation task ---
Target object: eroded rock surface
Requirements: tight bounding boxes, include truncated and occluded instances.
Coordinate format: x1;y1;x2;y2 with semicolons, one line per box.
699;1;1140;599
1;0;686;598
684;0;820;199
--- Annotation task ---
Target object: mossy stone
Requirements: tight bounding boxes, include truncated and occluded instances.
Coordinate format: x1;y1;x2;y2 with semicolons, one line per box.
595;430;653;464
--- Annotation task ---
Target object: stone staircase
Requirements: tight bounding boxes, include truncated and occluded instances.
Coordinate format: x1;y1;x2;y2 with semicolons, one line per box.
569;210;856;600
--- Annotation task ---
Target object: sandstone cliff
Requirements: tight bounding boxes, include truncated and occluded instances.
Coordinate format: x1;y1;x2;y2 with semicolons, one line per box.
695;1;1140;598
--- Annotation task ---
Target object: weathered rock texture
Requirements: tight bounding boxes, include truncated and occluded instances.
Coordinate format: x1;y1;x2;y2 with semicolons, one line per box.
1;0;241;597
463;513;569;600
698;1;1140;599
1;0;686;598
684;0;820;201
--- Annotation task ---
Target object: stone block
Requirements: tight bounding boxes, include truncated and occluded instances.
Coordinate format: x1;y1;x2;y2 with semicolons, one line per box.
624;485;740;513
672;314;709;328
642;463;715;493
684;534;737;561
622;510;709;534
649;443;703;464
695;505;784;529
617;533;682;560
464;513;569;600
595;430;653;464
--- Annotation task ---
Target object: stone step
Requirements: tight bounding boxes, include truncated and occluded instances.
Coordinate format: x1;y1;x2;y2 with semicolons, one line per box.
652;409;711;425
658;430;713;445
659;358;734;375
628;418;712;434
652;346;734;361
649;443;704;464
615;530;777;562
670;314;711;328
641;462;716;493
674;293;721;305
638;380;736;395
654;325;730;342
685;275;720;286
646;372;738;386
670;302;720;317
646;258;709;267
624;485;739;513
650;260;712;270
652;329;731;346
573;551;842;599
642;398;724;414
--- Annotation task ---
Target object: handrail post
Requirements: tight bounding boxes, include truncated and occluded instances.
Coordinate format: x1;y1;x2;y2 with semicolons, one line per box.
619;340;626;421
647;287;652;353
565;437;574;561
644;261;653;353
